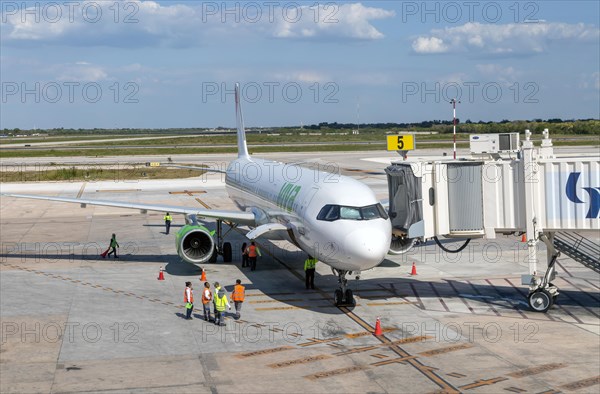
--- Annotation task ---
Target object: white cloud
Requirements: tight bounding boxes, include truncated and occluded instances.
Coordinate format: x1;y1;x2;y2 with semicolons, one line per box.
1;1;395;47
411;37;448;53
271;3;394;40
412;22;600;56
273;71;330;84
476;64;520;80
57;63;109;82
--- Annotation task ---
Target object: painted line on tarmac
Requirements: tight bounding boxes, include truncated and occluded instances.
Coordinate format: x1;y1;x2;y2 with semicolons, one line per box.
77;182;87;198
236;346;294;358
504;387;527;393
370;355;418;367
559;375;600;391
419;343;473;357
458;377;508;390
304;365;368;380
268;354;332;369
446;372;466;378
95;189;141;192
507;363;567;378
254;306;299;311
344;328;397;339
430;282;451;312
370;353;389;359
339;307;460;393
297;337;343;347
447;280;476;314
248;299;303;304
333;336;433;356
169;190;207;195
484;279;528;319
229;205;461;392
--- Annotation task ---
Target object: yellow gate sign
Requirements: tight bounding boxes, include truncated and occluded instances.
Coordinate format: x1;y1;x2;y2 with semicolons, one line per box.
387;135;415;151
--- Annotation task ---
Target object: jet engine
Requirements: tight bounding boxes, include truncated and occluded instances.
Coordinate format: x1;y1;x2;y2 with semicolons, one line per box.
176;225;215;264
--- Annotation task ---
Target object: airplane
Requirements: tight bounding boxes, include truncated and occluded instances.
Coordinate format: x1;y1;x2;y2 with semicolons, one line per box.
1;83;392;306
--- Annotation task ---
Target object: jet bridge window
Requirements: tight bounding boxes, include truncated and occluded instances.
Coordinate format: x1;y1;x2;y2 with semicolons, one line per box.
317;204;388;221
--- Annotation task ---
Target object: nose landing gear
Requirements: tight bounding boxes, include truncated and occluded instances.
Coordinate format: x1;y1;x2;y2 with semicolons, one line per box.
332;268;356;307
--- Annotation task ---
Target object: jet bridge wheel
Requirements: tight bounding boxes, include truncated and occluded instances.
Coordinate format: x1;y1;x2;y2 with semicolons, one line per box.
528;289;554;313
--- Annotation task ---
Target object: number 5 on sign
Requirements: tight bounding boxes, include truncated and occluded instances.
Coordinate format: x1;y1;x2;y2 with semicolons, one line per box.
387;135;415;151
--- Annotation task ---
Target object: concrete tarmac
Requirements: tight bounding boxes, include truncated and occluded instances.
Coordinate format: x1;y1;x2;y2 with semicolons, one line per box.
1;152;599;393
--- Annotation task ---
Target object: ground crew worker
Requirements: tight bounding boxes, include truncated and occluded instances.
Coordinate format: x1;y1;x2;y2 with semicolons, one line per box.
184;281;194;320
213;282;230;326
201;282;212;322
241;242;248;267
247;241;261;271
164;212;172;234
107;233;119;258
304;255;317;290
230;279;245;319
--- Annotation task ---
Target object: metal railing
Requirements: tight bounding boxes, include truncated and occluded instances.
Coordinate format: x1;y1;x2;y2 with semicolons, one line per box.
554;231;600;274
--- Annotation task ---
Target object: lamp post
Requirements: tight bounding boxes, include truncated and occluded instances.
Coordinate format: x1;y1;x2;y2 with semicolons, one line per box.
450;99;460;159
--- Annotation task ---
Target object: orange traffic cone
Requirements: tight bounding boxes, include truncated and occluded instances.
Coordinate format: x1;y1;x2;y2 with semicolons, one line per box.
158;267;165;281
410;262;417;276
200;269;206;282
374;318;383;336
521;233;527;243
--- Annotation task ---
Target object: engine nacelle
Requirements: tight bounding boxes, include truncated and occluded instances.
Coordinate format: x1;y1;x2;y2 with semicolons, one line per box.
176;225;215;264
388;234;416;255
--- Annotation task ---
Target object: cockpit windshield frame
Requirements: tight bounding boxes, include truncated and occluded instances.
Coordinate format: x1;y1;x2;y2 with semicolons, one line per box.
317;203;389;222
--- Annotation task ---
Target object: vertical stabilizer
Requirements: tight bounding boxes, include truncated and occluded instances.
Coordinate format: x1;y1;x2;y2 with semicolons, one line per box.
235;83;250;158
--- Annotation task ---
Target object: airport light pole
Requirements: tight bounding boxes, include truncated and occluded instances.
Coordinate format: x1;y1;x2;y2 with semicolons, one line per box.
450;99;460;160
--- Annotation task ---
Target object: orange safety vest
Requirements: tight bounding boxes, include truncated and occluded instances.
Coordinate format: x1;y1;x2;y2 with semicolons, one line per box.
201;288;212;304
184;288;194;303
231;284;245;302
248;245;257;258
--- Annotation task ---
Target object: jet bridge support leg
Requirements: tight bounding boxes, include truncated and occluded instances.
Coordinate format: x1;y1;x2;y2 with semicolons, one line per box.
527;232;560;313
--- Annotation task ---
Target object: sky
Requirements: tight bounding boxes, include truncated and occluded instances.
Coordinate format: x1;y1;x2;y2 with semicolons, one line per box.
1;0;599;129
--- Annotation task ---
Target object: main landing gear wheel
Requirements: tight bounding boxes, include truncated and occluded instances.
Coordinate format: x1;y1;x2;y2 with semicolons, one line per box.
528;289;554;313
222;242;232;263
334;289;343;305
344;289;355;306
332;268;355;307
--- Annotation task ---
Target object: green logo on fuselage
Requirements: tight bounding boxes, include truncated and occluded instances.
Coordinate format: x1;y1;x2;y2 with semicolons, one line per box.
277;182;301;211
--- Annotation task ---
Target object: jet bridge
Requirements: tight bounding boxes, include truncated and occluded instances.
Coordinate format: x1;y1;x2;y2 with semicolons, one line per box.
386;129;599;312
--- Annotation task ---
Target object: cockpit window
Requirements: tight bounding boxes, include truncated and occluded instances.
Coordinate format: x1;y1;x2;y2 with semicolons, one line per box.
317;203;389;221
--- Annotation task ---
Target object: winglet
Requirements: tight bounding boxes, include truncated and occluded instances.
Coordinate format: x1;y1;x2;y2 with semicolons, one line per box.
235;83;250;158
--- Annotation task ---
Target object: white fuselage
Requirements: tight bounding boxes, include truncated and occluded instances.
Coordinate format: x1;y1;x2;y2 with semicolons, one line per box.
225;157;391;271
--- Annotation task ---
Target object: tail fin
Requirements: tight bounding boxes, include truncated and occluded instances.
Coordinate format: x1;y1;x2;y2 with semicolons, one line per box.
235;83;250;159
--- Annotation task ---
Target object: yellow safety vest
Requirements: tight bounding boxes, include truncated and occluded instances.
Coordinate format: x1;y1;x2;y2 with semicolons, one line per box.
164;215;172;221
214;287;227;311
304;258;317;270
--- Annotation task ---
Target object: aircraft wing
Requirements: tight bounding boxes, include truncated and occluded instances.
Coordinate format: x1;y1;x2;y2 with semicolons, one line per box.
1;193;256;225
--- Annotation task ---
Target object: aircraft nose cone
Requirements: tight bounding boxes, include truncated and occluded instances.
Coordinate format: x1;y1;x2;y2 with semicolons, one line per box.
344;225;390;269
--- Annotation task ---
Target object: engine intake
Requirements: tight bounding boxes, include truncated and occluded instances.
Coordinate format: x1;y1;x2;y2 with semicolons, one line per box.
176;225;215;264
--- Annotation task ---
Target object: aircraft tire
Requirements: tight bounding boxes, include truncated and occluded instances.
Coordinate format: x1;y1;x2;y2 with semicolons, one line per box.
334;289;343;306
223;242;232;263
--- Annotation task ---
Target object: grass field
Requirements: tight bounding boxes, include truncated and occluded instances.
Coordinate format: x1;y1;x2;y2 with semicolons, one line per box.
0;166;206;182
